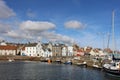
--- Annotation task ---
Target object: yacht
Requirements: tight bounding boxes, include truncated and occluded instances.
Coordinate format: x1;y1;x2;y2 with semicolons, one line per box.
103;61;120;75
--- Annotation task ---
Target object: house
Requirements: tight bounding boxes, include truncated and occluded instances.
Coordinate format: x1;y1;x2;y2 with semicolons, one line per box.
67;46;73;56
89;49;96;56
43;48;52;57
76;48;84;56
24;42;44;57
84;46;92;55
0;45;17;55
47;42;53;50
42;43;52;57
62;46;68;56
52;43;65;57
36;42;44;57
73;44;80;56
24;43;37;56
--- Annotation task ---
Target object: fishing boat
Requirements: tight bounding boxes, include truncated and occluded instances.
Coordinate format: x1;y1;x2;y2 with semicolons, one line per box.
103;61;120;75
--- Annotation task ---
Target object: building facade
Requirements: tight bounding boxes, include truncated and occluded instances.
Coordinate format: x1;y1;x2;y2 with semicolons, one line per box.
24;42;44;57
0;45;17;55
67;46;73;56
52;44;65;57
62;46;68;56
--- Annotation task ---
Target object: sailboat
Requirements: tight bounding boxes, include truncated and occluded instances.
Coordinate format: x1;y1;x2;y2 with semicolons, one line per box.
103;11;120;75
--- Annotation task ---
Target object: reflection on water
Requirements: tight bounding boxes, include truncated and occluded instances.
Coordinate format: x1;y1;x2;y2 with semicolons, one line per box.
104;73;120;80
0;61;119;80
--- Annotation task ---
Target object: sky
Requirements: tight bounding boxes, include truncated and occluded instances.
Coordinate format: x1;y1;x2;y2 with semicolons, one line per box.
0;0;120;50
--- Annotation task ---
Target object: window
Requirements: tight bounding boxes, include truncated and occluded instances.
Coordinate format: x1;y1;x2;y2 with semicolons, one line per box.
37;54;39;56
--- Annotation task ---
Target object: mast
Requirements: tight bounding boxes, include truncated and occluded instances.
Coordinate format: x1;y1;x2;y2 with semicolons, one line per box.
107;33;110;49
112;10;115;54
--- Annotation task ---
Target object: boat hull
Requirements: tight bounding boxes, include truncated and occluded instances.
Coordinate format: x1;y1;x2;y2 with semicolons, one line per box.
92;65;102;70
77;63;87;67
103;67;120;75
64;62;72;65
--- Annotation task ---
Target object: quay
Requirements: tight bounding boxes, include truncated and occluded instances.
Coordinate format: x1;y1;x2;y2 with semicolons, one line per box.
0;55;41;61
48;56;111;70
0;55;111;70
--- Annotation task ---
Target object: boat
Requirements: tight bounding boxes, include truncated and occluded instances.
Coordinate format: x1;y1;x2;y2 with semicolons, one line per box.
103;61;120;75
93;64;99;68
8;59;14;62
54;60;61;64
64;60;72;65
93;64;102;70
76;61;87;67
92;58;102;69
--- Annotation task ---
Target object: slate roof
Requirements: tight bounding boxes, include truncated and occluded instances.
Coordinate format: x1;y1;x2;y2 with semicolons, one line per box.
25;43;37;47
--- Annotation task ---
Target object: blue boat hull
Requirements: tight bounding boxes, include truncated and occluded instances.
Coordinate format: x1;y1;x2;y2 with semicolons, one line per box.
64;62;72;65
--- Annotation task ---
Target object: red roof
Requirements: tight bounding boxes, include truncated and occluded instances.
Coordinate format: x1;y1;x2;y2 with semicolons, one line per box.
0;45;17;50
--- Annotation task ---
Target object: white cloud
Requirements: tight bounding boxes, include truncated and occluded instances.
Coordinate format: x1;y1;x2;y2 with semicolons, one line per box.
5;30;18;38
4;30;33;39
37;36;42;41
41;31;75;44
4;30;75;44
0;0;16;18
0;23;10;33
64;20;85;29
20;20;56;31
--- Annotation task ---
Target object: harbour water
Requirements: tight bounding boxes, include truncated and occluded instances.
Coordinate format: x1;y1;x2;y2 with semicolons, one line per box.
0;61;119;80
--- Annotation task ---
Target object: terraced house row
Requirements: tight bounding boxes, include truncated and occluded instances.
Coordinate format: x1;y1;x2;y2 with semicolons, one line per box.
0;41;74;57
0;40;114;57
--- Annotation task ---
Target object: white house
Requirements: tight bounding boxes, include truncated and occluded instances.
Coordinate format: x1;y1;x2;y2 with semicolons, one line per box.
24;42;44;57
36;42;44;57
47;42;52;51
62;46;68;56
89;50;96;56
43;49;52;57
42;42;52;57
67;46;73;56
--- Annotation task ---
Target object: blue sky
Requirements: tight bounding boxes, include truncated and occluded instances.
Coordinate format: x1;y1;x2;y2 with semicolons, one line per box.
0;0;120;49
